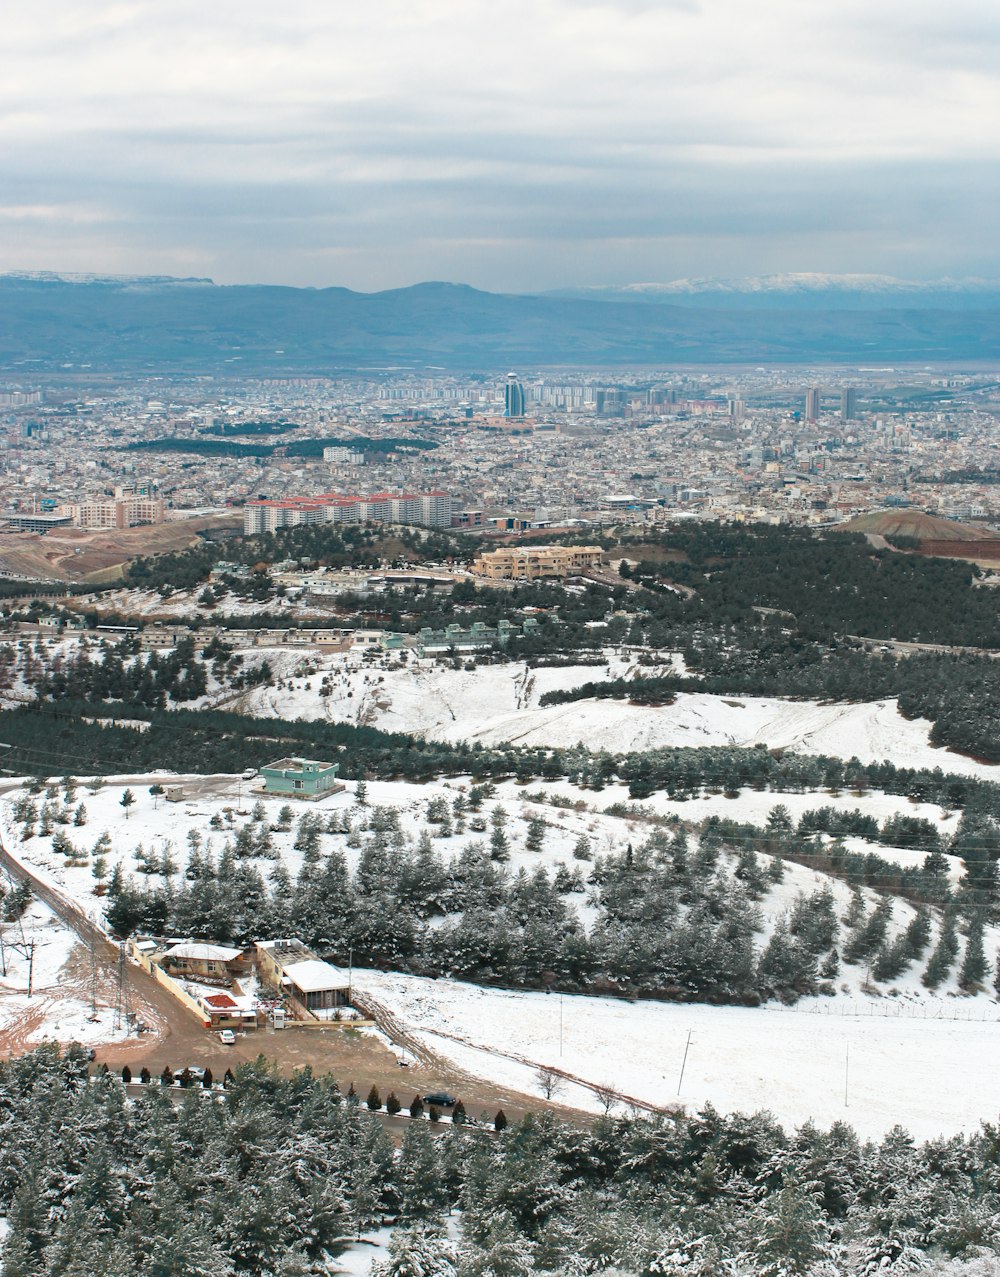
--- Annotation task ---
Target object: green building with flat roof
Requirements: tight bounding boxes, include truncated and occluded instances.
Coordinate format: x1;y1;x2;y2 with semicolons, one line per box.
261;757;342;799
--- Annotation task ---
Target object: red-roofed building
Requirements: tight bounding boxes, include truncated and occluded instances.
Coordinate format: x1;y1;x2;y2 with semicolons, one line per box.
243;491;453;534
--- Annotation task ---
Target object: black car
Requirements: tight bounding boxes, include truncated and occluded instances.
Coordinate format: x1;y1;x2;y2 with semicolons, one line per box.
422;1092;457;1107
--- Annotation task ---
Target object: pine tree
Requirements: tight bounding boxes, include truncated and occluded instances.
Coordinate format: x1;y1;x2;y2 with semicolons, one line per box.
923;913;960;989
398;1122;447;1221
572;835;592;861
525;815;546;853
755;1176;828;1276
959;914;988;992
903;907;932;958
489;824;510;863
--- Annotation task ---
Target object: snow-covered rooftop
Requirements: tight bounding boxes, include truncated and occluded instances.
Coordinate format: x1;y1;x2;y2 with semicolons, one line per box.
282;958;348;993
164;942;244;963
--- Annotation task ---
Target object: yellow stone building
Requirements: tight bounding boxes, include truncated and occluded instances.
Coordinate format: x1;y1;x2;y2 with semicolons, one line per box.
470;544;604;581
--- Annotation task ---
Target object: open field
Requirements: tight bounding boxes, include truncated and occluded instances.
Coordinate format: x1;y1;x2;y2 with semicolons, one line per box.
353;969;1000;1141
230;647;1000;777
0;510;241;583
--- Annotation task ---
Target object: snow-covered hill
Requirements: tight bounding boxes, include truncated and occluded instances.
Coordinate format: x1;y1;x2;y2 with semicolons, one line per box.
235;649;999;777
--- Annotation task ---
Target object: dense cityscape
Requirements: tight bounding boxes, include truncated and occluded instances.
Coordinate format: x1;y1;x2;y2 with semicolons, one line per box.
1;367;999;549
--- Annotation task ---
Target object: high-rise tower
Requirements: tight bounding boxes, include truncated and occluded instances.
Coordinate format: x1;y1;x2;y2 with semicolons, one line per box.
804;387;820;421
840;387;858;421
504;373;525;418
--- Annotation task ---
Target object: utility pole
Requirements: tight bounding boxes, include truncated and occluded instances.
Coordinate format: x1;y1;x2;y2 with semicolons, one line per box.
348;946;353;1004
677;1029;693;1096
559;993;564;1057
26;941;34;998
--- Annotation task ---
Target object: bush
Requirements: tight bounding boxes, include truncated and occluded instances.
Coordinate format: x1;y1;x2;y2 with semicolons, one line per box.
385;1091;401;1115
366;1084;381;1111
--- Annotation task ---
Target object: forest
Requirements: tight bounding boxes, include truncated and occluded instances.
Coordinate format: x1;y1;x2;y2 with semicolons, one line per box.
16;514;989;762
76;792;996;1003
4;1045;1000;1276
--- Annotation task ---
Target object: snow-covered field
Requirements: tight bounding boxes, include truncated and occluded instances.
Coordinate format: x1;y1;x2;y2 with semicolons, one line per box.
8;633;997;779
234;648;1000;777
354;968;1000;1140
0;896;127;1049
0;772;964;968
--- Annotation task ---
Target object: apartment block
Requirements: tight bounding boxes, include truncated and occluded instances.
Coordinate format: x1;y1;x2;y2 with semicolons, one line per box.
243;491;454;534
71;495;164;529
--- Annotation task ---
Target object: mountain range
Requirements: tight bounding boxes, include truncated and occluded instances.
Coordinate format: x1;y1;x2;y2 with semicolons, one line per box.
1;272;998;374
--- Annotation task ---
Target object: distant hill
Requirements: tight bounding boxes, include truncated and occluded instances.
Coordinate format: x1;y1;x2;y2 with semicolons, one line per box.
836;510;996;542
2;273;1000;373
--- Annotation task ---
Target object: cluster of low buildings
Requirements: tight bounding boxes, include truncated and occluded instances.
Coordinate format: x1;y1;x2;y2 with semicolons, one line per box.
130;934;355;1031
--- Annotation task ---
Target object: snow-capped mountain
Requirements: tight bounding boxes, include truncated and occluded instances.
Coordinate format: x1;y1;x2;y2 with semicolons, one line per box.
546;273;1000;309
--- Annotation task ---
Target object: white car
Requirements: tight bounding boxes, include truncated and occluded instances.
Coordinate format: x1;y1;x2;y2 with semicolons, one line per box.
218;1029;236;1045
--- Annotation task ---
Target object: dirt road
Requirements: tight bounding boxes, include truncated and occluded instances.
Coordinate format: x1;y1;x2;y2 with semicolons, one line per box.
0;834;583;1125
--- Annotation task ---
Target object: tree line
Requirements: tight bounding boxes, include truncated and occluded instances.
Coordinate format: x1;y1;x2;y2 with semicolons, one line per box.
4;1045;1000;1276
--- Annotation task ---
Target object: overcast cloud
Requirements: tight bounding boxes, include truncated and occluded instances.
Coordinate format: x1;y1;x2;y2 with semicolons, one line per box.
2;0;999;289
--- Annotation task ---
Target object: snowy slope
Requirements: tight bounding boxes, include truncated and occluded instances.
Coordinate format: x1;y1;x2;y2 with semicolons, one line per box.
238;648;997;777
353;968;1000;1140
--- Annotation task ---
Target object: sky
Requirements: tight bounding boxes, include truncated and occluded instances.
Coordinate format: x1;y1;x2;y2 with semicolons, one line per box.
3;0;1000;292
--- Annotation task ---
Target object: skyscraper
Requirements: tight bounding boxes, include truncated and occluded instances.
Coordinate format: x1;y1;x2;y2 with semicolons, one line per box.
504;373;525;418
804;387;820;421
840;387;858;421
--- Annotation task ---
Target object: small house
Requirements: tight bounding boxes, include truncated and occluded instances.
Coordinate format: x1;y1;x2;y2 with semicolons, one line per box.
160;941;248;980
197;989;259;1030
260;757;343;800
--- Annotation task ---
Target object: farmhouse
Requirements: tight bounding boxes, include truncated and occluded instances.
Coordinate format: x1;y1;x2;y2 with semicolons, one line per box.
160;941;248;981
255;939;350;1018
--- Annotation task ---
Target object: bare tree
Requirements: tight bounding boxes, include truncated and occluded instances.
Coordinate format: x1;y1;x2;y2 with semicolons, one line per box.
535;1066;564;1102
592;1082;618;1116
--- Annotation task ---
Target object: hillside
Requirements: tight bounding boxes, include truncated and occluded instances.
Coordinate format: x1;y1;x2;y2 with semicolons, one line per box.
2;274;1000;371
0;512;241;584
836;509;995;542
2;767;996;1138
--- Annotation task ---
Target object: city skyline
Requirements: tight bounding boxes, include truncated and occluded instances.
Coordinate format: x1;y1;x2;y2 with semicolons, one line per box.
3;1;1000;292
